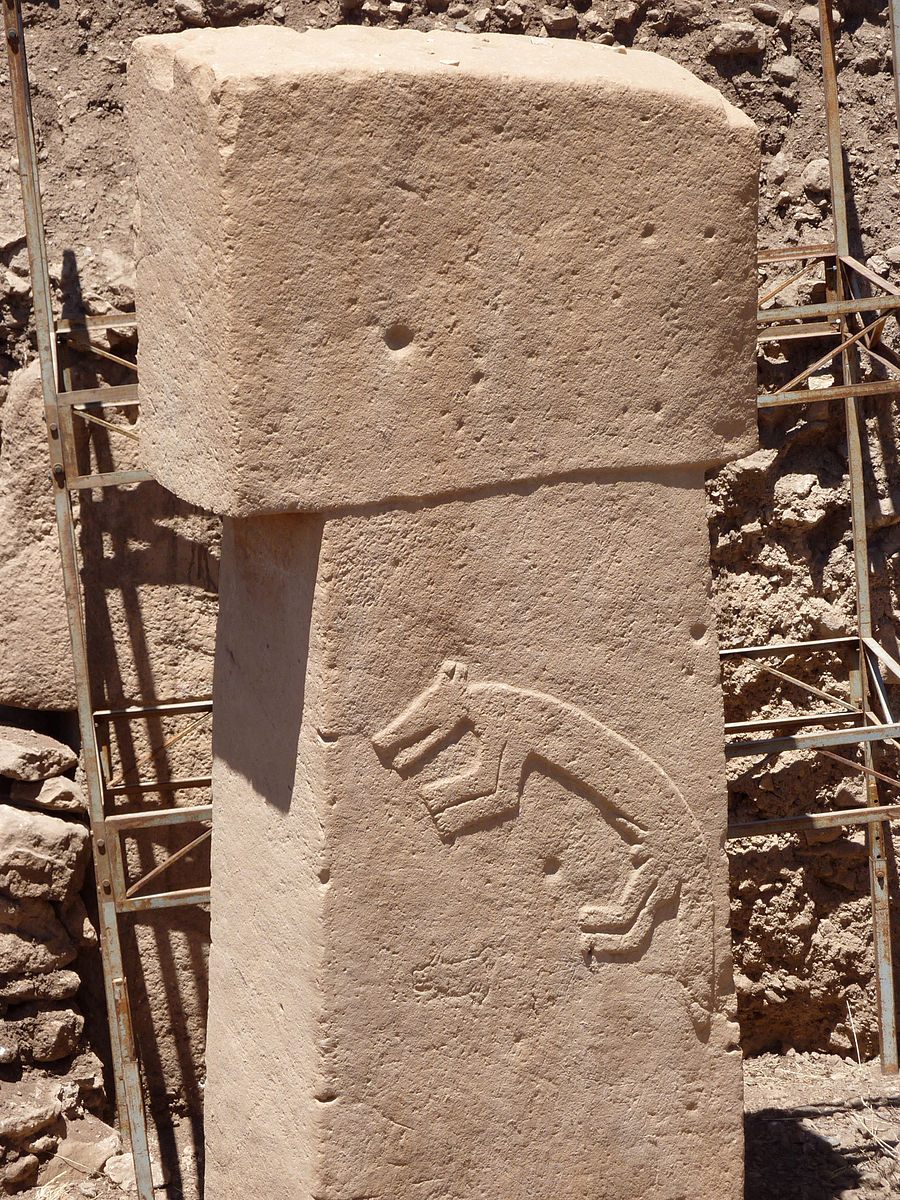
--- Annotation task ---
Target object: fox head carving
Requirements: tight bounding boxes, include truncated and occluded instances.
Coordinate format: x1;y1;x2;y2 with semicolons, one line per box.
371;660;471;776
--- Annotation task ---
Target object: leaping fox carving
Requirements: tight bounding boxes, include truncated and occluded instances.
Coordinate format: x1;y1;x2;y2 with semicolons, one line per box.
371;660;716;1035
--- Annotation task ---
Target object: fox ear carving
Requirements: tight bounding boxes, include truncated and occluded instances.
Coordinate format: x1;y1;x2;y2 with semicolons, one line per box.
440;660;469;682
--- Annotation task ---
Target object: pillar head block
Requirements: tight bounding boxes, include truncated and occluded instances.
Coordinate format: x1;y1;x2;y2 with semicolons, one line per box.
131;25;758;517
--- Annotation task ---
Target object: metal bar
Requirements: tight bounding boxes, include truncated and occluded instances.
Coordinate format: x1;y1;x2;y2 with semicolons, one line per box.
841;254;900;298
759;663;851;708
57;311;137;334
758;321;842;343
727;802;900;839
69;468;154;490
764;313;886;398
818;748;900;792
820;0;898;1069
720;635;857;659
67;338;138;372
725;720;900;758
862;637;900;684
57;383;139;408
757;295;900;323
870;818;899;1071
105;804;213;833
724;709;863;734
864;651;895;725
1;3;155;1193
845;404;874;639
758;259;822;306
125;829;212;900
758;379;900;409
857;338;898;375
758;243;836;264
107;711;212;790
105;776;213;797
819;0;849;257
117;887;211;915
94;697;213;720
888;0;900;156
72;407;141;442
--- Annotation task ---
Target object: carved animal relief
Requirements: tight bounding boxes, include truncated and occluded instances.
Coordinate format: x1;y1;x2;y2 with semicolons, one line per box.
372;661;715;1030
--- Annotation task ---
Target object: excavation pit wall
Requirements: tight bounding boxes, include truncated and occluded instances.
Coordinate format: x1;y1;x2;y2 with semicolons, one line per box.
131;25;758;1196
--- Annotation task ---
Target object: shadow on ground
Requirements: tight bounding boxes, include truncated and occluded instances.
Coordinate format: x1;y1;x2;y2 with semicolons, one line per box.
745;1109;861;1200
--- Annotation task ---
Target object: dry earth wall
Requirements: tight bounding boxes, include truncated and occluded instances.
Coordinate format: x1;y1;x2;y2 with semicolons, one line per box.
0;0;899;1191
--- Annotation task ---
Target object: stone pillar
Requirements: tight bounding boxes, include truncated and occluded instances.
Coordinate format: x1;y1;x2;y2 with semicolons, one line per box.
130;25;758;1199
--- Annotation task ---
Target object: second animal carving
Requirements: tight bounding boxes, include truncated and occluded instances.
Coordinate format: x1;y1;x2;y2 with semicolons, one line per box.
371;660;715;1034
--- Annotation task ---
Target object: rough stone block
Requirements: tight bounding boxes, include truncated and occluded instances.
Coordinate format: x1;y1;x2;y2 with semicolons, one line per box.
10;777;87;814
131;24;758;1200
0;805;90;904
0;363;74;709
0;727;77;783
132;25;757;516
0;1076;63;1142
0;895;77;978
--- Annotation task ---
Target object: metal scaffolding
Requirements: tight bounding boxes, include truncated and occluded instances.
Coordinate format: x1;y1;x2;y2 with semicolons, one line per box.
725;0;900;1074
2;1;212;1195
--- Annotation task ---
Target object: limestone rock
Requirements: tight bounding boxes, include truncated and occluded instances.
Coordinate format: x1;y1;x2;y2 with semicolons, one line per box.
0;969;81;1006
801;156;831;195
132;26;758;518
0;363;75;710
0;1019;20;1063
59;895;99;949
5;1002;85;1062
104;1149;166;1191
176;0;263;24
773;472;843;529
67;1050;106;1101
750;2;779;23
2;1153;39;1190
9;776;87;814
796;3;839;27
541;5;578;32
38;1115;121;1186
770;54;799;85
174;0;210;23
0;1075;63;1141
0;895;77;977
0;805;90;903
708;20;766;57
0;727;77;783
133;25;758;1200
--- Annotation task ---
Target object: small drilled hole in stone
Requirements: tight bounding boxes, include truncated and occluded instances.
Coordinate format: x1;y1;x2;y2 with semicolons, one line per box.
384;323;414;351
319;868;331;885
690;622;708;643
543;855;561;876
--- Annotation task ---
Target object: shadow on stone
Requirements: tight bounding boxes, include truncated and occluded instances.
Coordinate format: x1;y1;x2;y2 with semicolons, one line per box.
214;514;323;814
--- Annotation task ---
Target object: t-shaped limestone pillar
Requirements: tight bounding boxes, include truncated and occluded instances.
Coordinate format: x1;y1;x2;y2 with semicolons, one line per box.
130;25;758;1199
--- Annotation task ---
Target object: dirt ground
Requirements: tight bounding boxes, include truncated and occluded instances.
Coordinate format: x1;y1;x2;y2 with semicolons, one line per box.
745;1052;900;1199
0;1054;893;1199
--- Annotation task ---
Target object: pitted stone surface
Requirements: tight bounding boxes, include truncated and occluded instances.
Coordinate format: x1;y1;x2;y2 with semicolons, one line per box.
0;727;77;783
0;805;90;904
132;24;758;516
132;24;757;1200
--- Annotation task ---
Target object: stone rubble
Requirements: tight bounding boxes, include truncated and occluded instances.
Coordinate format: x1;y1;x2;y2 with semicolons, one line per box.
0;726;107;1191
